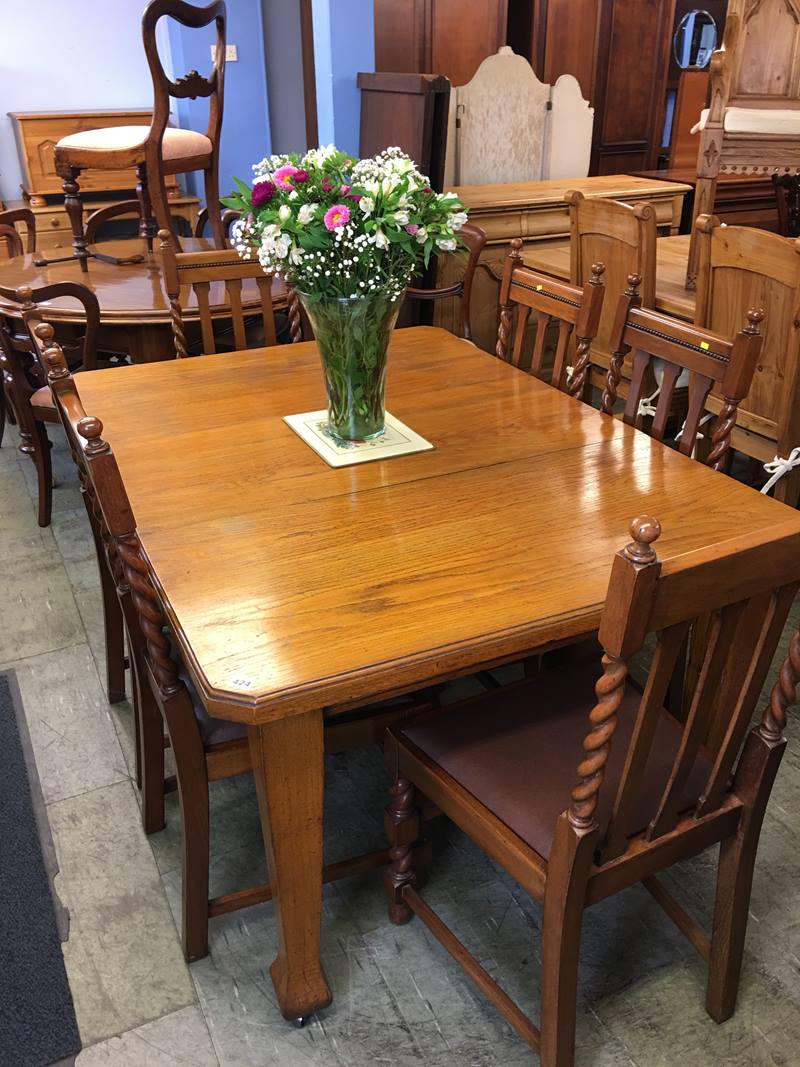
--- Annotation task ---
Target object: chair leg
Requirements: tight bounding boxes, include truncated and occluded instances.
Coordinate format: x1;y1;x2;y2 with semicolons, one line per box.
705;732;786;1022
773;466;800;509
98;554;127;704
686;173;717;291
61;166;89;272
163;696;211;962
135;162;158;253
203;164;224;248
30;419;53;527
0;384;6;448
149;166;180;247
384;776;422;925
138;668;166;835
539;815;595;1067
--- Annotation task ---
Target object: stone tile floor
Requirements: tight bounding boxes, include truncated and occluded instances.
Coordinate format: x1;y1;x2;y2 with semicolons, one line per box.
2;420;800;1066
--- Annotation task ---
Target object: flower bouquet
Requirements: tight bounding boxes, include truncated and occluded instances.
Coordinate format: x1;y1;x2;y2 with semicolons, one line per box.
223;145;467;441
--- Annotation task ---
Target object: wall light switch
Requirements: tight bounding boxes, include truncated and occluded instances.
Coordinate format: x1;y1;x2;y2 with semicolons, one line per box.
210;44;238;61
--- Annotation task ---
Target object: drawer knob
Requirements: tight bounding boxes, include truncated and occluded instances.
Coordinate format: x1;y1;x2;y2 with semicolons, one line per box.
50;217;61;228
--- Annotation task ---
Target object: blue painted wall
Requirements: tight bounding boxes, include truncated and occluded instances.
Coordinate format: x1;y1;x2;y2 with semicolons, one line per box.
167;0;271;199
312;0;374;155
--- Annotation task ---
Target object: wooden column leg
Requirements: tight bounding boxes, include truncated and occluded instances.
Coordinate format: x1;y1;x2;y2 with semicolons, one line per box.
203;164;224;248
149;165;180;247
706;732;786;1022
137;656;166;836
135;162;158;253
61;166;89;272
539;815;596;1067
31;420;53;528
248;709;332;1023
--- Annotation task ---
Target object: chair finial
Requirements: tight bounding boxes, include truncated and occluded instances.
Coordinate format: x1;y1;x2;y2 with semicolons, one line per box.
590;262;606;285
77;415;109;456
623;516;661;564
745;306;765;333
509;237;523;260
625;273;642;297
34;321;54;344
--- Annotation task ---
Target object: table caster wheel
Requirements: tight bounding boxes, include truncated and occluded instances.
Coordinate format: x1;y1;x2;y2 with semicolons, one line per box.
291;1015;310;1029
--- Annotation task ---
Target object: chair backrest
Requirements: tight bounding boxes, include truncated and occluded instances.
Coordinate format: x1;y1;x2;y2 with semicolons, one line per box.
694;214;800;453
567;513;800;866
0;207;36;255
565;190;657;363
405;224;487;341
604;272;763;470
495;237;605;397
721;0;800;109
194;206;241;241
142;0;226;245
30;322;189;706
668;69;709;169
157;229;277;355
85;201;144;244
0;281;100;372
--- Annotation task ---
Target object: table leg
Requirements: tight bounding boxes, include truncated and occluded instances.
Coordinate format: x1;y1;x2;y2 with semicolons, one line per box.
248;709;332;1023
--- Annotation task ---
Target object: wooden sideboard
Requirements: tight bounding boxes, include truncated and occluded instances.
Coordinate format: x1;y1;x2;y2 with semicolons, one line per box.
9;109;180;204
631;168;780;233
435;174;691;350
4;195;200;255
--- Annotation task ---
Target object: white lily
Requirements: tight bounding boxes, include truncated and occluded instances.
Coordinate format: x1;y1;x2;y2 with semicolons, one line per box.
297;203;317;224
278;204;292;222
415;226;428;244
393;209;410;226
374;229;389;250
359;196;375;217
436;237;457;252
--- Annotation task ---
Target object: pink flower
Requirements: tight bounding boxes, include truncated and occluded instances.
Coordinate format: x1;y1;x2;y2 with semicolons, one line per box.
347;192;362;202
323;204;350;230
321;178;333;193
252;180;276;207
404;223;419;235
273;164;300;191
294;169;309;183
341;184;351;195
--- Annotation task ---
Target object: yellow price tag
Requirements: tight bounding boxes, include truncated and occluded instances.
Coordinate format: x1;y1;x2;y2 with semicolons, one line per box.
536;284;543;291
700;341;710;350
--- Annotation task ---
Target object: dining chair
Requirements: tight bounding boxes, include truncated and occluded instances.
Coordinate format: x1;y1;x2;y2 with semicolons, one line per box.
565;190;657;386
45;0;226;270
84;200;149;245
0;208;37;439
18;311;129;726
495;237;605;398
383;513;800;1067
694;214;800;505
35;326;435;962
772;174;800;239
603;273;764;473
158;228;297;355
0;282;99;526
405;223;487;341
194;206;242;241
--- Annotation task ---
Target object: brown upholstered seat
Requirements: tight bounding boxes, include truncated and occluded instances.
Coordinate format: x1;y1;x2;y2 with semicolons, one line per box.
30;385;57;421
399;659;712;860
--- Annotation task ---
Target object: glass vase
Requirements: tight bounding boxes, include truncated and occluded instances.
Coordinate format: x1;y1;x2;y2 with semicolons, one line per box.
298;289;405;442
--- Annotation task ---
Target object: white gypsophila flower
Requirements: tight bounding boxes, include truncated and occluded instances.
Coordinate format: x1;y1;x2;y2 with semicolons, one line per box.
374;229;389;250
415;227;428;244
278;204;292;222
436;237;457;252
359;196;375;217
297;203;317;224
450;211;468;230
393;210;409;226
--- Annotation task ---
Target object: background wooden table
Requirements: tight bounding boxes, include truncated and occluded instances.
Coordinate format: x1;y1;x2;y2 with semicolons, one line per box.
0;238;287;363
75;326;800;1024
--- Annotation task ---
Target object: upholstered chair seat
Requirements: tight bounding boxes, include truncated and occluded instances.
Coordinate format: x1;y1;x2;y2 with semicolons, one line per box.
56;126;212;161
692;107;800;136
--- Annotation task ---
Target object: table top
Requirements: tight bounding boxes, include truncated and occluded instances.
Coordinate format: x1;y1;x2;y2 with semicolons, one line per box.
75;326;800;724
452;174;693;213
523;234;697;321
0;238;285;326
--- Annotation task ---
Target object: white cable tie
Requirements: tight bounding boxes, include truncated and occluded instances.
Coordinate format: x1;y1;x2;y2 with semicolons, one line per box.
637;386;660;419
674;411;713;443
761;447;800;495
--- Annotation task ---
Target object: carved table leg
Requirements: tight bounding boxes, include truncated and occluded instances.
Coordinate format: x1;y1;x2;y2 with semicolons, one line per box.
248;709;332;1023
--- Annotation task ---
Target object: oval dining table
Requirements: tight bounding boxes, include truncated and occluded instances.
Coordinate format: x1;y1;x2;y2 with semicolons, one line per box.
0;237;287;363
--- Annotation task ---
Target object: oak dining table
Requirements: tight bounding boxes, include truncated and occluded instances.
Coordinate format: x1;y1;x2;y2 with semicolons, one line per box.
74;325;800;1024
0;237;287;363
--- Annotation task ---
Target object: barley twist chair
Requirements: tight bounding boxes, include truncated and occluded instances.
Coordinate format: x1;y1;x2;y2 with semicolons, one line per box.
45;0;226;271
602;272;764;473
495;237;605;398
383;513;800;1066
37;331;436;962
